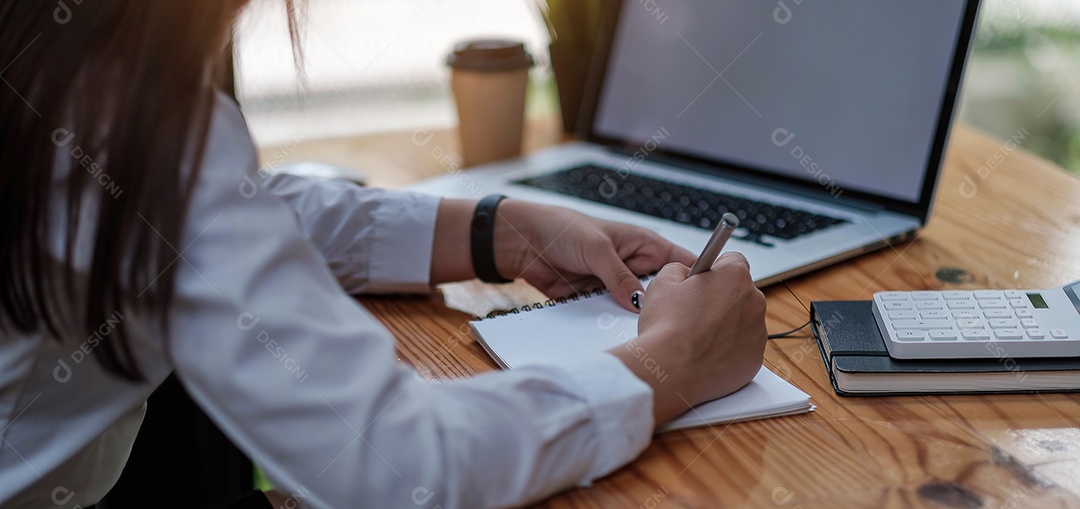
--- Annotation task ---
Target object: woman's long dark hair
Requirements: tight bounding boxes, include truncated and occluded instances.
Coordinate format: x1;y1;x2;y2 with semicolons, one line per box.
0;0;302;380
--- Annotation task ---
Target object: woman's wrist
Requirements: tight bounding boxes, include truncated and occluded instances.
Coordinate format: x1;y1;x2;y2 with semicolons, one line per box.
430;197;536;285
491;198;535;281
608;330;691;426
430;198;480;285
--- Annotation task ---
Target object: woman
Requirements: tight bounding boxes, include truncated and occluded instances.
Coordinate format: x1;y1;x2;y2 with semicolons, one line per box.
0;1;767;508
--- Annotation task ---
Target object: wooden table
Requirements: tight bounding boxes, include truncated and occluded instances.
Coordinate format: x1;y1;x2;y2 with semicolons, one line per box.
259;119;1080;508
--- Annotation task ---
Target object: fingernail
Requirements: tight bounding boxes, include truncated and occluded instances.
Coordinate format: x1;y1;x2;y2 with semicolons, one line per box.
631;291;644;311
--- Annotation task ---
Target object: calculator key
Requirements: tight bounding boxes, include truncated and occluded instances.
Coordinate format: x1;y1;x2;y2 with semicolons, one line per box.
911;291;941;300
1005;290;1024;298
943;291;972;300
894;330;928;341
974;290;1000;299
978;300;1008;309
983;309;1013;319
892;320;954;330
929;330;959;341
988;319;1020;329
952;310;980;319
956;319;985;329
993;329;1024;340
888;310;916;319
884;301;912;310
1027;329;1045;339
920;310;950;319
961;329;990;339
1016;309;1033;318
1009;299;1028;308
1050;328;1069;339
1020;318;1038;328
947;300;976;309
878;292;909;301
915;300;945;309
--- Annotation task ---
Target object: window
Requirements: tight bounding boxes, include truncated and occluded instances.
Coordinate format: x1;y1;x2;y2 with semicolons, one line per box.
234;0;549;145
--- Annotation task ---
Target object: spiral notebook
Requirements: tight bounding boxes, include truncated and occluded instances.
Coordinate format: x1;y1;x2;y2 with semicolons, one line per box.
470;282;813;433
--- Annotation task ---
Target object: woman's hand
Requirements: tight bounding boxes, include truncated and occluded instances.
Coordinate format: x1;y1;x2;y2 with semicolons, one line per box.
492;199;696;311
610;254;768;425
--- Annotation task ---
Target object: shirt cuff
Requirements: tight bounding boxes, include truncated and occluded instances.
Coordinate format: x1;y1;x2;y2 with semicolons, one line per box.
520;352;655;485
364;191;442;294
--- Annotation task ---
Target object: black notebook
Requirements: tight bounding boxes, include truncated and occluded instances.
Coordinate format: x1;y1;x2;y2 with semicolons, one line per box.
811;300;1080;396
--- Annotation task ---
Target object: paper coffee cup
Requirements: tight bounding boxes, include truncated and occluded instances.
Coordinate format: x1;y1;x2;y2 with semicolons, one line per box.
447;39;534;167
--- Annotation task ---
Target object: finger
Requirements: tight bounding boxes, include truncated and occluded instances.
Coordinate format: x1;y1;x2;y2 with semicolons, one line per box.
608;224;695;268
637;262;689;311
712;251;750;271
591;247;648;313
652;261;690;283
670;245;697;266
710;252;753;281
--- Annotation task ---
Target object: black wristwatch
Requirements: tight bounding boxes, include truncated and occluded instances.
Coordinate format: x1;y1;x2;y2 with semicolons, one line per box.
471;194;513;284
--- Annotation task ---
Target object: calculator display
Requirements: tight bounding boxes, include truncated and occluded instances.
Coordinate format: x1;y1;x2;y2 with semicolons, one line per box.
1027;293;1048;309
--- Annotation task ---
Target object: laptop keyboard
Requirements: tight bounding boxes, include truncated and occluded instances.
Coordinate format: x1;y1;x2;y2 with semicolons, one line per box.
514;164;847;245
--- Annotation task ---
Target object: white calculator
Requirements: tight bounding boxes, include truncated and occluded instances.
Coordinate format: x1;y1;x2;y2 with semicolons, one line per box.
872;279;1080;359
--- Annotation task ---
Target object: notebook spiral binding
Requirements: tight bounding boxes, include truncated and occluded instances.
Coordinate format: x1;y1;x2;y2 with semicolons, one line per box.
479;287;609;321
477;273;658;321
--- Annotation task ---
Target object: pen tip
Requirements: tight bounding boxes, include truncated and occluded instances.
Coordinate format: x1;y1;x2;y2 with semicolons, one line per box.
721;212;739;228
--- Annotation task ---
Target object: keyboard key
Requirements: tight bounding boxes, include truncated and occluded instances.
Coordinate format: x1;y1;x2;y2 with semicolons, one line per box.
943;291;972;300
994;329;1024;340
952;310;980;319
983;309;1013;319
1009;299;1028;308
947;300;976;309
893;319;954;330
961;329;990;340
895;330;928;341
920;310;950;319
885;301;912;310
988;319;1020;329
915;300;945;309
1050;328;1069;339
911;291;941;300
974;290;1000;299
1020;318;1038;328
878;292;909;301
956;319;985;329
929;330;959;341
1004;290;1024;298
517;165;847;243
1027;329;1045;339
1016;309;1033;318
888;310;916;319
978;300;1007;309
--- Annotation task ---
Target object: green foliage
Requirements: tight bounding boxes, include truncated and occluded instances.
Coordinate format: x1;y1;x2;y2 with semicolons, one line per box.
532;0;605;50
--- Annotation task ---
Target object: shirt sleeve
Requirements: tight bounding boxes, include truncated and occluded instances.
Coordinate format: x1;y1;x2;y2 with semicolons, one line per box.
163;94;655;509
258;173;441;295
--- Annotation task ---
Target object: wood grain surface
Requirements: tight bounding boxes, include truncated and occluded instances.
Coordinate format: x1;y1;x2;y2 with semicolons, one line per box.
259;120;1080;508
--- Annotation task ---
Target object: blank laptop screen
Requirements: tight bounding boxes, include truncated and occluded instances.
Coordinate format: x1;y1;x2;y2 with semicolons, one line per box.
592;0;969;203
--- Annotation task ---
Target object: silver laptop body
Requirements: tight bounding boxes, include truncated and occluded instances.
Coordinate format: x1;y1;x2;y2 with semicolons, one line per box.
412;0;982;286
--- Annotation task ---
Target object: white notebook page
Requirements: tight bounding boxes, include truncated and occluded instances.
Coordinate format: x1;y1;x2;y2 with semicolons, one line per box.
470;288;812;433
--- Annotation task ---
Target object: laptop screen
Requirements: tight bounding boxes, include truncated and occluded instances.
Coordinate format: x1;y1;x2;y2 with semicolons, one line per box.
591;0;970;204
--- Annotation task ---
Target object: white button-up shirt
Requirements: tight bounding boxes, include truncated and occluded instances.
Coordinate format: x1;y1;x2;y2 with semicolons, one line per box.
0;94;654;509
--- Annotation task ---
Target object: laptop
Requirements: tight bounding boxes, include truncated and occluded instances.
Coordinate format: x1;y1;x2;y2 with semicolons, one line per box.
411;0;982;286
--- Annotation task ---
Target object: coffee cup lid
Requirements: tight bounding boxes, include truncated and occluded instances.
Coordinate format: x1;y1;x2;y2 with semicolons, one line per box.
447;39;534;72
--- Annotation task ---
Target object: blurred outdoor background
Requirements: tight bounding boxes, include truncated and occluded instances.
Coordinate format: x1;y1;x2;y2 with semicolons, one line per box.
234;0;1080;175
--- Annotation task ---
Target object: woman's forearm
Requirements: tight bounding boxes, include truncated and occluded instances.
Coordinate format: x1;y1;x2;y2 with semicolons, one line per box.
430;198;480;285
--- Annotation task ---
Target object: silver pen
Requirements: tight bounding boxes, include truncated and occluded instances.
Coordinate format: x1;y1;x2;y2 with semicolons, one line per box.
630;212;740;310
687;212;740;278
